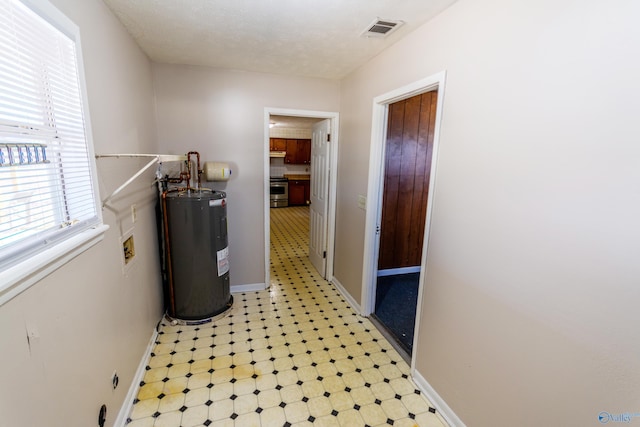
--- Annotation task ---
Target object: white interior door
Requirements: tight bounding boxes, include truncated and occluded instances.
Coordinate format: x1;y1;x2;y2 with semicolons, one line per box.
309;119;331;277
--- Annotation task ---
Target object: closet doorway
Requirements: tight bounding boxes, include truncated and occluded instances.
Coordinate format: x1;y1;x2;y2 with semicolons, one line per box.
361;72;446;365
372;90;438;357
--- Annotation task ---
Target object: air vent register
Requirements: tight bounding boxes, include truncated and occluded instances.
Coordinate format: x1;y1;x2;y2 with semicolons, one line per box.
361;18;404;38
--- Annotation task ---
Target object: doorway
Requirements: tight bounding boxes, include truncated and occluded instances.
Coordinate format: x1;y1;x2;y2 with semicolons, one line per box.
263;108;339;288
361;72;446;367
372;90;438;357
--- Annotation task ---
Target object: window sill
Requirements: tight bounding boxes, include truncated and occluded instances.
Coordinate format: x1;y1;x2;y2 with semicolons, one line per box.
0;224;110;307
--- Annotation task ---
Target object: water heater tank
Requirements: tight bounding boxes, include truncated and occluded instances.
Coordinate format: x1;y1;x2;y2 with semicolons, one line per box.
161;189;232;321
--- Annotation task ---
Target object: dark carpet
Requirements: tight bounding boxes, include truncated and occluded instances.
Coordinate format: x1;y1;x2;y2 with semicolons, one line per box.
374;272;420;353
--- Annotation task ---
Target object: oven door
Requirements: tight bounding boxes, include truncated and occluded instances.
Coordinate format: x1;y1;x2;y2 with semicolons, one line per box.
270;179;288;208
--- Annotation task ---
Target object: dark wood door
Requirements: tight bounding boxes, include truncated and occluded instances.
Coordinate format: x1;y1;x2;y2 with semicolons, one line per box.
378;90;438;270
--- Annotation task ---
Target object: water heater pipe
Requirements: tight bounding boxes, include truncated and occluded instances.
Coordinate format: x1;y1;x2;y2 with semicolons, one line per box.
186;151;203;190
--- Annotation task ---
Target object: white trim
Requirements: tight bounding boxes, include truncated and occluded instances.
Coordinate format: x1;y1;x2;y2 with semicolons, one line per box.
0;224;109;307
331;277;362;314
410;73;447;373
263;109;272;289
0;0;106;301
20;0;78;39
361;100;388;316
412;369;466;427
377;266;421;277
70;2;104;230
361;71;446;316
114;326;160;427
325;115;339;283
359;72;447;374
28;0;107;234
231;283;267;293
263;108;339;285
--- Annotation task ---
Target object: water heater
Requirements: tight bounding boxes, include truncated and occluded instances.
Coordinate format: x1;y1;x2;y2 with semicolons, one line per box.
160;188;232;321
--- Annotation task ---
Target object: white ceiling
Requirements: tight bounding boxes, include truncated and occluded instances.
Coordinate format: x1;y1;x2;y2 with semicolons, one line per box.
102;0;457;80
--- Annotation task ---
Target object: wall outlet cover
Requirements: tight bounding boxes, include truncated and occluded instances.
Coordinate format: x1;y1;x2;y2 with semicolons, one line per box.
123;235;135;264
120;230;138;274
357;194;367;210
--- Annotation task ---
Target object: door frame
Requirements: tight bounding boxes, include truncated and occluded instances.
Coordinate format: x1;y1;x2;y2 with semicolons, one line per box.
360;72;446;369
263;108;340;288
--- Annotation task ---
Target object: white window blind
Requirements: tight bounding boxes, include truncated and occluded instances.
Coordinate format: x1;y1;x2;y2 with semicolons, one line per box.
0;0;101;269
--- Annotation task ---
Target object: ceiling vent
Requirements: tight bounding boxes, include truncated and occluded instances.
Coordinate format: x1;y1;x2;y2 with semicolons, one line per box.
361;18;404;38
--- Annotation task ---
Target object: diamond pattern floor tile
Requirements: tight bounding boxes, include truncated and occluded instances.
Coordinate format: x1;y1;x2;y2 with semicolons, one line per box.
127;206;448;427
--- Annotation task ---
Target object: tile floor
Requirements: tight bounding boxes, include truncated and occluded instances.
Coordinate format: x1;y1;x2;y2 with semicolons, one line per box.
126;206;448;427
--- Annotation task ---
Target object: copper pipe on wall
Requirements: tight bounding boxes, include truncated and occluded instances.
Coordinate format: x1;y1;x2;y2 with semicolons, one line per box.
187;151;202;190
160;151;202;189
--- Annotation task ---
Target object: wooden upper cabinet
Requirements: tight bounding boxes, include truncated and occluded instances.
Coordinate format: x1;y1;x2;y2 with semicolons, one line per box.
270;138;287;151
284;139;298;164
276;138;311;164
297;139;311;164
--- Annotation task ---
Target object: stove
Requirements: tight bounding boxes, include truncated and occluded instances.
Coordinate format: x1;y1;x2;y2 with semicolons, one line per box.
269;177;288;208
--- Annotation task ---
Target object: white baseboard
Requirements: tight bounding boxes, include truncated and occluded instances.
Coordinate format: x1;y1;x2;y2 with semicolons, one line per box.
412;369;466;427
331;277;361;314
231;282;267;293
114;325;159;427
377;266;421;277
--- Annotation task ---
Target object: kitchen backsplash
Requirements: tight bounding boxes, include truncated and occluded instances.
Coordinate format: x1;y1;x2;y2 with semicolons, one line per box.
270;157;309;177
270;127;312;139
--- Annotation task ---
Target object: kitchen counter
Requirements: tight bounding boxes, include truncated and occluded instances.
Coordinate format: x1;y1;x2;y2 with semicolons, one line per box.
284;174;310;180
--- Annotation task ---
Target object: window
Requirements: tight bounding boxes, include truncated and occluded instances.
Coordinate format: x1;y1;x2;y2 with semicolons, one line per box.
0;0;106;301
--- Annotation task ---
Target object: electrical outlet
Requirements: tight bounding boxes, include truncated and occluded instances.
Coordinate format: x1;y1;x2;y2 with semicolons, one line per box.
111;371;119;390
357;194;367;210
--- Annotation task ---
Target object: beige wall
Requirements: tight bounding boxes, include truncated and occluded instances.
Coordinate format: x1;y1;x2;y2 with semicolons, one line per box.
152;64;341;286
336;0;640;425
3;0;639;426
0;1;161;426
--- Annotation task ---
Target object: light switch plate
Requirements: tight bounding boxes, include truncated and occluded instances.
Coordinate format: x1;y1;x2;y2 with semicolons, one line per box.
357;194;367;210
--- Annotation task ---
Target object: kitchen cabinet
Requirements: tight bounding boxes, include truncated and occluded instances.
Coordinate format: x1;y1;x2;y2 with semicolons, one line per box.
277;138;310;164
284;139;298;164
270;138;287;151
288;179;311;205
297;139;311;164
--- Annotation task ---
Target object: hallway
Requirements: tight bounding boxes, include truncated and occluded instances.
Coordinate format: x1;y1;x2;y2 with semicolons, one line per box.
126;206;446;426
